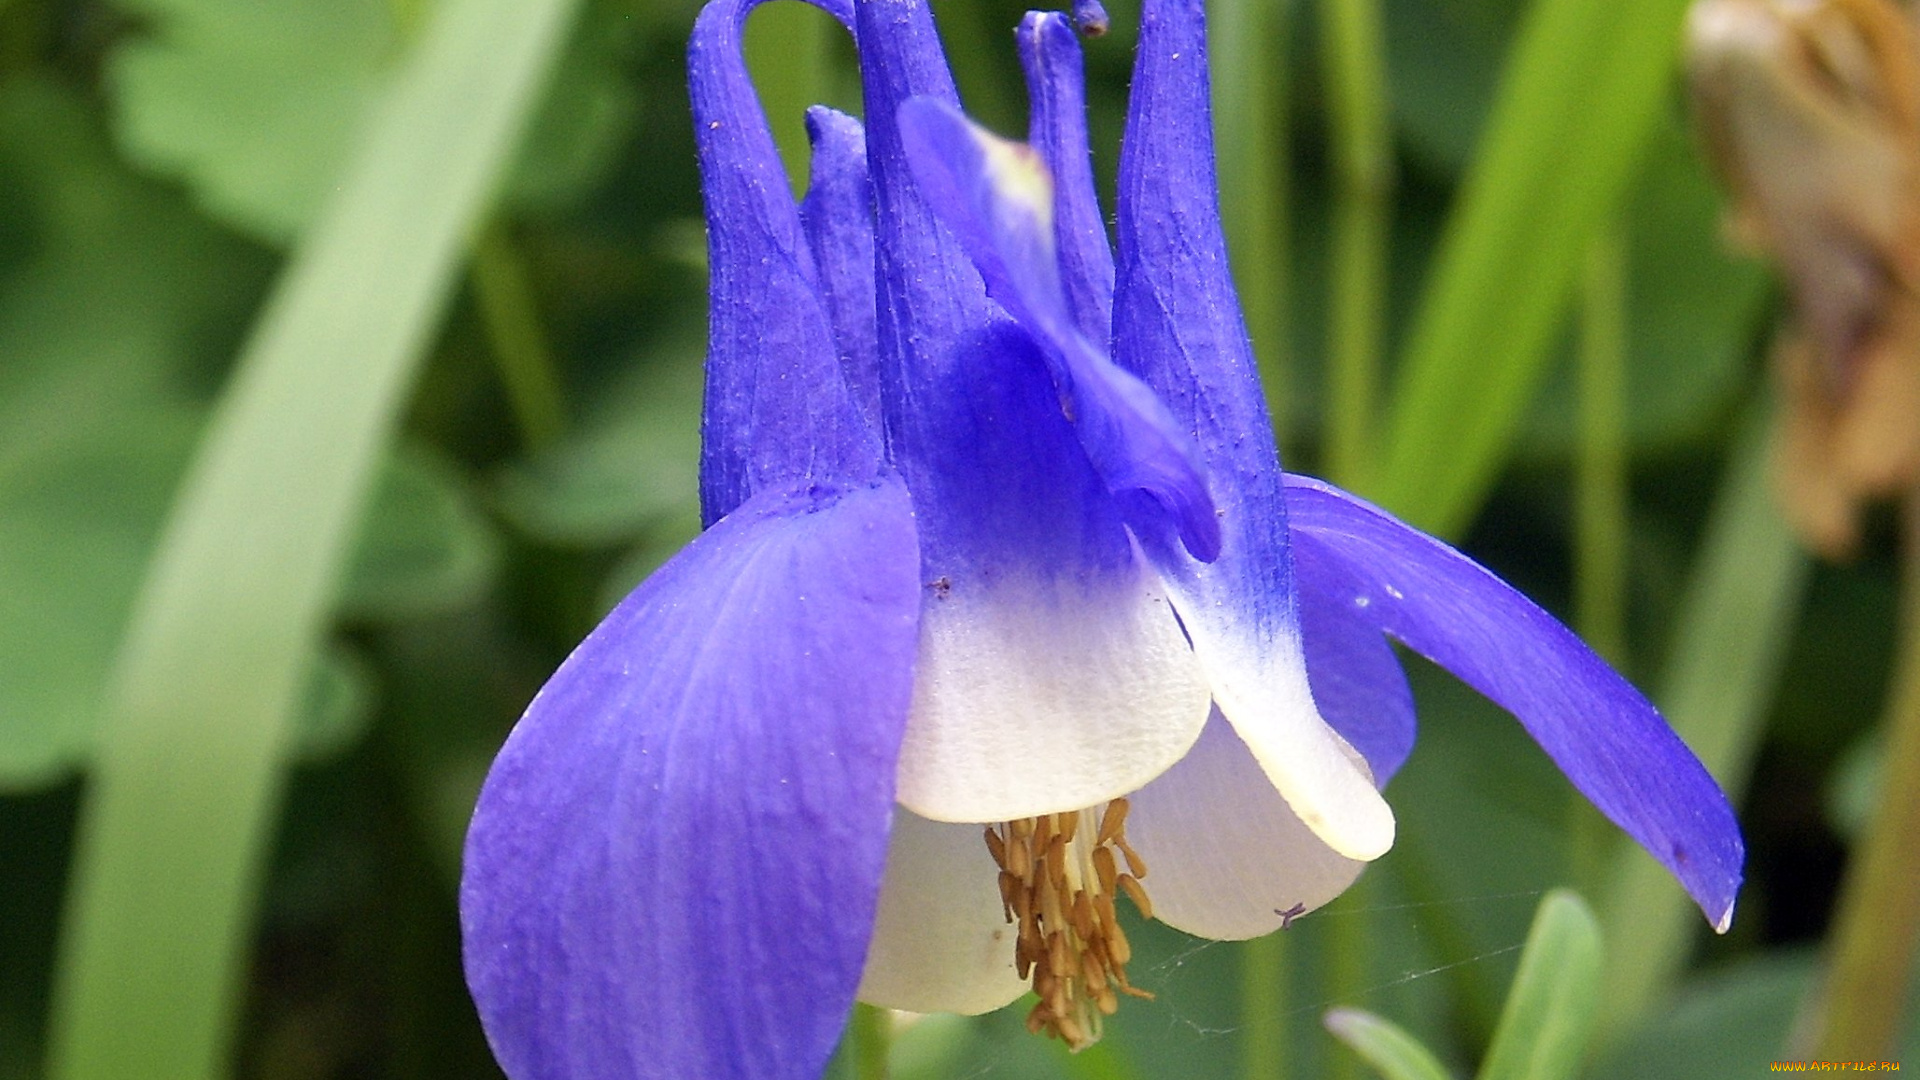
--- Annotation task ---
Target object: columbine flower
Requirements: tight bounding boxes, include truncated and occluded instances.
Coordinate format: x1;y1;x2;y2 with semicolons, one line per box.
1688;0;1920;557
460;0;1743;1075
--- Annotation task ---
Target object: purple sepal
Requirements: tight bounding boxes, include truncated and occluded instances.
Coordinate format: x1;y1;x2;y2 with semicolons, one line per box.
1299;561;1417;784
690;0;876;525
1284;474;1744;930
895;95;1220;561
461;478;921;1080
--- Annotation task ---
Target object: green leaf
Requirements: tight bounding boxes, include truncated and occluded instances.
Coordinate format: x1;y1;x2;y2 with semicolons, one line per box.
107;0;639;242
0;404;197;792
503;1;644;213
46;0;581;1075
1521;119;1770;456
107;0;405;243
494;332;704;547
1475;889;1604;1080
292;643;377;765
1593;951;1920;1076
1324;1007;1457;1080
0;78;270;410
339;444;502;622
0;407;499;790
1371;0;1700;536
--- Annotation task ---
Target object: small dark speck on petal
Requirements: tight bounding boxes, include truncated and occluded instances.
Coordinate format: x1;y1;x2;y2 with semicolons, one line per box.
1671;842;1689;864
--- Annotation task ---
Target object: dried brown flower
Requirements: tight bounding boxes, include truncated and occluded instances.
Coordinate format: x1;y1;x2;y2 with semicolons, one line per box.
1689;0;1920;556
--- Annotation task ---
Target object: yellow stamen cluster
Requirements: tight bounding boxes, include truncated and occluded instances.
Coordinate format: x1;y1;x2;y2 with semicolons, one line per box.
983;798;1155;1050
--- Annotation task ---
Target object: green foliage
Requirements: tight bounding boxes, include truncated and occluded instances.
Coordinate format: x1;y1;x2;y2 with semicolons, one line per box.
1325;1007;1456;1080
1475;891;1603;1080
105;0;640;242
44;0;583;1077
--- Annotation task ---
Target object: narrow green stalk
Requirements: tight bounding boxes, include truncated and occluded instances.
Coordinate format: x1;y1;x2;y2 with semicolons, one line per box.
1573;234;1628;667
1372;0;1694;537
743;0;832;196
1596;407;1807;1043
471;221;566;451
1808;492;1920;1058
850;1002;891;1080
1316;0;1391;489
1568;232;1628;896
43;2;579;1077
1212;0;1295;444
1242;931;1291;1080
1329;877;1373;1080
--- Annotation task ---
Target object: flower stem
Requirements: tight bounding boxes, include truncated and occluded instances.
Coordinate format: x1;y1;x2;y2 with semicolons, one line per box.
1316;0;1391;490
1241;932;1291;1080
1212;0;1296;446
470;221;566;452
1328;878;1371;1080
1569;232;1628;896
1574;233;1628;667
1807;491;1920;1058
850;1003;891;1080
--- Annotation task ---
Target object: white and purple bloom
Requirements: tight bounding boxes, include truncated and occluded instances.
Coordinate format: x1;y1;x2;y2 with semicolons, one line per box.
459;0;1743;1075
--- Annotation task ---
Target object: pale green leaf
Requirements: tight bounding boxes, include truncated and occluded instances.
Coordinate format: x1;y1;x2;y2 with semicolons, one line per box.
1476;889;1604;1080
47;1;581;1075
1324;1007;1457;1080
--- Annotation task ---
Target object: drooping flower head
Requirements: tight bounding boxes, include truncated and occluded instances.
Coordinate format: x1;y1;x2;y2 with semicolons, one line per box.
461;1;1744;1076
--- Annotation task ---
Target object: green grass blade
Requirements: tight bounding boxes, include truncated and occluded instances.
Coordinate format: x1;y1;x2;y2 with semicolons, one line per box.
1315;0;1391;488
1323;1007;1455;1080
45;0;580;1076
1211;0;1295;442
1370;0;1692;535
1475;890;1604;1080
1598;405;1809;1042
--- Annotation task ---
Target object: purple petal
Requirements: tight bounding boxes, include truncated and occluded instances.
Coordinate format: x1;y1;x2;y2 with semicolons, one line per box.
1283;474;1744;930
461;478;920;1080
1300;563;1418;784
799;106;882;433
882;321;1210;823
1017;10;1114;344
690;0;875;524
895;95;1220;561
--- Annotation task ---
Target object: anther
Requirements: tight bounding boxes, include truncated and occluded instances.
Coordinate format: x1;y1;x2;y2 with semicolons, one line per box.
987;798;1156;1050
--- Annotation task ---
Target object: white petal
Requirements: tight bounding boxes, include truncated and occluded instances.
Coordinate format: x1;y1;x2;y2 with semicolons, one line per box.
1172;591;1396;861
1126;710;1368;939
894;567;1211;822
857;809;1028;1014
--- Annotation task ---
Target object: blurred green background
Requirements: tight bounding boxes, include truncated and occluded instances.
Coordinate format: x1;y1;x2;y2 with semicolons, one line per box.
1;0;1914;1077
